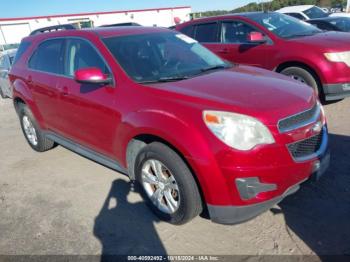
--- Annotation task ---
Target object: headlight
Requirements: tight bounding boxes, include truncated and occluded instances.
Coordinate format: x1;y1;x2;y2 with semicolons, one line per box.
324;51;350;67
203;111;275;151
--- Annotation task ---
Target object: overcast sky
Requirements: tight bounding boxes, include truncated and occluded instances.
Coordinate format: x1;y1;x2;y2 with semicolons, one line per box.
0;0;267;18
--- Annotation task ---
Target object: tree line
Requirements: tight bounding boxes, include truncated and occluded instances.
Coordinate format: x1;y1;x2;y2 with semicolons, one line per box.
191;0;347;19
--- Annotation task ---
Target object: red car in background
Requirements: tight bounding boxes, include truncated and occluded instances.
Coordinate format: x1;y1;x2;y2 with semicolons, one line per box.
175;12;350;101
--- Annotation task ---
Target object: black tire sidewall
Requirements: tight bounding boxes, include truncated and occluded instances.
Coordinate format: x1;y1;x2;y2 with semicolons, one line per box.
135;143;202;225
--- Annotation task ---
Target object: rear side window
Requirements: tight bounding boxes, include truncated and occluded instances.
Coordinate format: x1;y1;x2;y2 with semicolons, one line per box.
194;23;218;43
28;39;64;74
12;41;31;65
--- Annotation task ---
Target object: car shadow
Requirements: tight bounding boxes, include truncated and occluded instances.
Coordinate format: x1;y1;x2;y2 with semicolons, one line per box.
93;179;168;260
272;133;350;255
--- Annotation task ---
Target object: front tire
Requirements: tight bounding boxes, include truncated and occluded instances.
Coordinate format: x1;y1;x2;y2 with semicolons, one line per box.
18;103;55;152
135;142;203;225
280;66;324;100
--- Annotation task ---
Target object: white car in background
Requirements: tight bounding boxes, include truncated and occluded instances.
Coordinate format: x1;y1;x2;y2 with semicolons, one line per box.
276;5;329;20
0;49;17;99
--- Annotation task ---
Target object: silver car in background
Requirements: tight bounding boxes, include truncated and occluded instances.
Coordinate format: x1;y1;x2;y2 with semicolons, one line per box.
0;49;17;99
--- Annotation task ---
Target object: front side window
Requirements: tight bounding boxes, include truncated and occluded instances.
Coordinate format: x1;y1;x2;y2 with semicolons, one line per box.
194;23;219;43
250;12;322;39
28;39;64;74
64;38;110;77
221;21;258;44
103;32;228;83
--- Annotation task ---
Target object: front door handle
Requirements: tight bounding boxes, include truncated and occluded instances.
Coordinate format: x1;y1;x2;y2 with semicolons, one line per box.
61;86;69;96
57;84;69;96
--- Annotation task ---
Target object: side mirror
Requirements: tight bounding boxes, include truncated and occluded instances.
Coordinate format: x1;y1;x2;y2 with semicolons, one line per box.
74;67;112;85
247;32;266;44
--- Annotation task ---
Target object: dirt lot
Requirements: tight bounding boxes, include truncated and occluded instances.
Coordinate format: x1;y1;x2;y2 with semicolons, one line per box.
0;98;349;257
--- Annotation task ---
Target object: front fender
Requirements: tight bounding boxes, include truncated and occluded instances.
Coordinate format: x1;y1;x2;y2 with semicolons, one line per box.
115;109;234;205
274;52;327;83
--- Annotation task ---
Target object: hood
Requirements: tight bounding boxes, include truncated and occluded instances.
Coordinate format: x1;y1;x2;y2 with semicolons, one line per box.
289;31;350;51
147;65;316;126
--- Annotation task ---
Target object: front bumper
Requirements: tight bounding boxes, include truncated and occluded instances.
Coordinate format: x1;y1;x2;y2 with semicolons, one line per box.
208;181;301;225
207;126;330;225
323;83;350;101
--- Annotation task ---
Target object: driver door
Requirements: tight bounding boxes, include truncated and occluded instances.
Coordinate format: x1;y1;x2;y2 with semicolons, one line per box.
56;38;121;157
216;20;272;68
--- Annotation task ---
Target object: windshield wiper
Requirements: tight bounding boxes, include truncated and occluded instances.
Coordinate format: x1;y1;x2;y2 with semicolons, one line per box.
139;76;190;84
284;31;320;38
200;64;229;72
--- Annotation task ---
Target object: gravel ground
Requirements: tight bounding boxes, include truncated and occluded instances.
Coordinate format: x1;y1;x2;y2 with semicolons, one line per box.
0;97;349;257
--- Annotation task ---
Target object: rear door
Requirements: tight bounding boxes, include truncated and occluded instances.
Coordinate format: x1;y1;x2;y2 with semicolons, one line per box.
56;37;120;156
27;38;66;130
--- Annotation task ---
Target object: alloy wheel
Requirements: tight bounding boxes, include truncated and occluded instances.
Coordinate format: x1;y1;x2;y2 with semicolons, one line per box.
22;115;38;146
141;159;180;214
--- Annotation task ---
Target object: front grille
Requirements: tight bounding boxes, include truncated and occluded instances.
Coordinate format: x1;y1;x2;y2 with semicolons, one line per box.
288;129;323;160
278;103;320;133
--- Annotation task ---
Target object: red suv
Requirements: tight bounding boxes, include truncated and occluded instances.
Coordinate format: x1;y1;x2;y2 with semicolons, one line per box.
175;12;350;101
9;25;329;225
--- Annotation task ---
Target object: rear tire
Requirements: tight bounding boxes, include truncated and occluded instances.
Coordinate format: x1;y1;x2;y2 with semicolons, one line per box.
135;142;202;225
18;103;56;152
280;66;324;101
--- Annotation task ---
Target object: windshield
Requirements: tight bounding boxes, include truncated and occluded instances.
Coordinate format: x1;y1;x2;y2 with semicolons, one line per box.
304;6;329;19
103;32;229;83
250;12;322;39
330;18;350;32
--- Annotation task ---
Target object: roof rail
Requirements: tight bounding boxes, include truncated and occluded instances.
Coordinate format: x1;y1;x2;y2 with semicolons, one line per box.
99;22;141;27
30;24;77;36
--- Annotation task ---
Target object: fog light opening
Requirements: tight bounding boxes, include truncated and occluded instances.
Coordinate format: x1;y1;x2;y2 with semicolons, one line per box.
235;177;277;201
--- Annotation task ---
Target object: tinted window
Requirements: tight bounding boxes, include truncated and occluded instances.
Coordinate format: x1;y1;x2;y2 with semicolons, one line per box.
286;13;306;21
64;39;110;77
29;39;64;74
311;21;337;31
194;23;218;42
179;25;195;38
103;32;227;83
13;41;30;65
330;18;350;32
221;21;258;43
